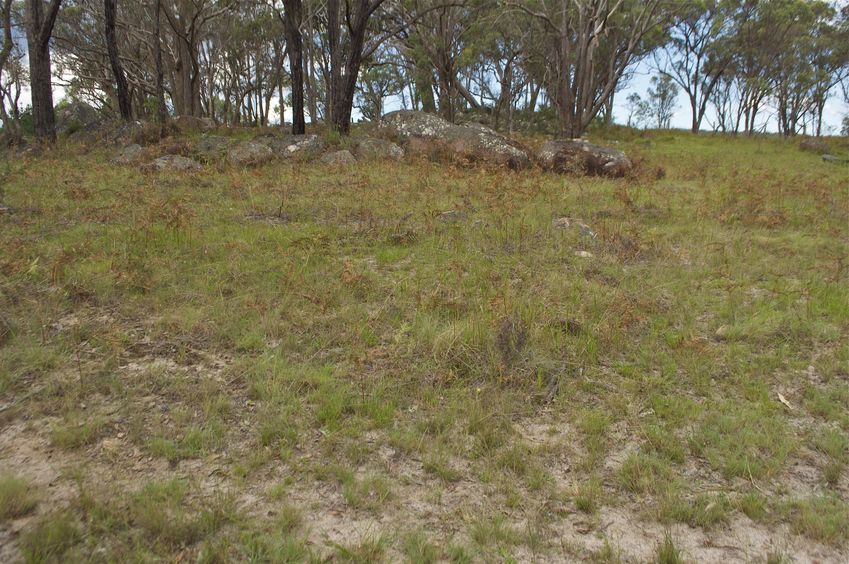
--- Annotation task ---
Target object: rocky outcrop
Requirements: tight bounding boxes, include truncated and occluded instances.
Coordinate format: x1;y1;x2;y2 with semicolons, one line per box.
227;141;274;167
280;134;326;161
174;115;216;133
320;150;357;166
56;102;104;136
193;135;233;161
141;155;203;172
112;144;145;165
350;137;404;161
537;139;632;177
380;110;530;169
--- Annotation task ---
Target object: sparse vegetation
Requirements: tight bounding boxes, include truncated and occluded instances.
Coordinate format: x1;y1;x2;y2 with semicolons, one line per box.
1;130;847;561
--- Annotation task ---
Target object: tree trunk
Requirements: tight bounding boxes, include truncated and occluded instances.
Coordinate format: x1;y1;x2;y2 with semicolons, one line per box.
154;0;167;138
26;0;63;144
284;0;305;134
104;0;131;120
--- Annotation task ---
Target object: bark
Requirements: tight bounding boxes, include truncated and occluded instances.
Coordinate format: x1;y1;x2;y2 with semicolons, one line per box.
283;0;305;134
326;0;386;134
0;0;21;143
25;0;63;143
104;0;131;120
153;0;167;138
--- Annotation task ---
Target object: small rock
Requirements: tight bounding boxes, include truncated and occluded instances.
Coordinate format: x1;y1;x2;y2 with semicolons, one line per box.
141;155;203;172
552;217;596;238
574;250;594;258
320;149;357;166
228;141;274;167
822;154;848;164
437;210;467;223
350;137;404;161
111;143;145;165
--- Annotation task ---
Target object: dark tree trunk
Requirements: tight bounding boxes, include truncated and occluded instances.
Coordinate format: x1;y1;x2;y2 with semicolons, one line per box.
283;0;305;134
104;0;131;120
25;0;63;144
153;0;167;138
326;0;384;135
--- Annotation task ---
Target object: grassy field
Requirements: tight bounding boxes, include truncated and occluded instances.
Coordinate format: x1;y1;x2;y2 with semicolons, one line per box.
0;130;847;562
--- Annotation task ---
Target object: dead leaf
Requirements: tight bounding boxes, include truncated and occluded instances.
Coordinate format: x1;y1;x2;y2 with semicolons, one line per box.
777;393;793;410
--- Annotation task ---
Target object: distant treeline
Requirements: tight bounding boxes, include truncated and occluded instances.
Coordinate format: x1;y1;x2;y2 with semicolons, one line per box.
1;0;848;143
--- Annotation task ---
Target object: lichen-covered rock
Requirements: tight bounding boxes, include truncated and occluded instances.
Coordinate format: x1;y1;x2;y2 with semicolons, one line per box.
380;110;530;169
320;150;357;166
174;115;215;133
112;144;145;165
141;155;203;172
350;137;404;161
227;141;274;167
537;139;632;177
56;102;104;136
278;134;326;161
380;111;456;139
193;135;234;161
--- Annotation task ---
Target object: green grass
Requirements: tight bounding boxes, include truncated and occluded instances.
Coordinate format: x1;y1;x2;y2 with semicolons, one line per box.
0;474;38;521
1;129;847;560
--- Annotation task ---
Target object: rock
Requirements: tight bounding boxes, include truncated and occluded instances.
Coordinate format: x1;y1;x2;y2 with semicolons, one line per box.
538;139;632;177
141;155;203;172
227;141;274;167
350;137;404;161
320;149;356;166
173;115;215;133
193;135;233;160
822;154;849;164
56;101;104;136
552;217;596;238
280;134;326;161
799;138;829;154
437;210;467;223
112;144;145;165
380;110;530;169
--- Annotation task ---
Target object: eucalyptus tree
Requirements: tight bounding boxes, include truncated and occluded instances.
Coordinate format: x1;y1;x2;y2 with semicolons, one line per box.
654;0;737;132
25;0;64;142
512;0;669;138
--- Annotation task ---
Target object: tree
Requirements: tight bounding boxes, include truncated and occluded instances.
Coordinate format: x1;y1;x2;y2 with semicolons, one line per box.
514;0;669;138
104;0;131;120
647;74;679;128
654;0;736;132
282;0;305;134
25;0;64;143
325;0;387;134
0;0;23;143
625;91;649;127
154;0;167;137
